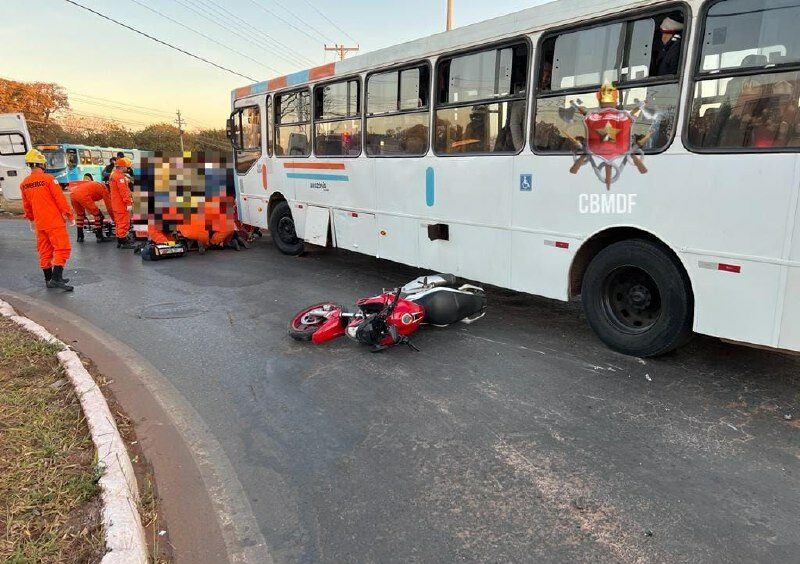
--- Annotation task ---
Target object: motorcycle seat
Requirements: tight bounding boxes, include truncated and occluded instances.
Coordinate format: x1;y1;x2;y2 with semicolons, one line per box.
413;288;487;326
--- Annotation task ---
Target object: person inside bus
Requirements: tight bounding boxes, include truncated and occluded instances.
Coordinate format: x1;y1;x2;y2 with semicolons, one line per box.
651;15;684;77
496;61;528;151
102;156;116;183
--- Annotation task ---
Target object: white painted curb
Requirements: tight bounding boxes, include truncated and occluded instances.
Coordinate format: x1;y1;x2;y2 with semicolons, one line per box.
0;299;148;564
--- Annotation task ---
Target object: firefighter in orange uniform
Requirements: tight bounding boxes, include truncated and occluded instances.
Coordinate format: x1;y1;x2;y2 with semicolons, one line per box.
20;149;74;291
69;180;113;243
109;157;135;248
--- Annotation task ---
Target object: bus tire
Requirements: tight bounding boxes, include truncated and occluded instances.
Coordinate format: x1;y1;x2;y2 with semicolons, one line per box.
268;201;304;256
581;239;693;358
83;174;93;181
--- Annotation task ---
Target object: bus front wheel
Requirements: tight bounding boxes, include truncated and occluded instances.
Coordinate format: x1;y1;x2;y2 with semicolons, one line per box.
268;201;304;256
581;239;693;358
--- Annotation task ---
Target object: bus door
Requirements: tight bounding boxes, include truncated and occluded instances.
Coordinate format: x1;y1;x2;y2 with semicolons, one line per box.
0;113;31;201
229;101;267;227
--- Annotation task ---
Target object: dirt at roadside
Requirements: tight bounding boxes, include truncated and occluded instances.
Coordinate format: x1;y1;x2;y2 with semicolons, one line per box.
80;354;174;564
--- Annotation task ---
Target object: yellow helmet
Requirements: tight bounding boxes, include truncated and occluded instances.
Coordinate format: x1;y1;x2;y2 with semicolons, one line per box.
25;148;47;165
596;82;619;105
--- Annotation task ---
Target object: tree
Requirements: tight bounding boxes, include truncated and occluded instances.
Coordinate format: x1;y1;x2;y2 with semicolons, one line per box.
189;128;230;152
134;123;183;152
0;79;69;124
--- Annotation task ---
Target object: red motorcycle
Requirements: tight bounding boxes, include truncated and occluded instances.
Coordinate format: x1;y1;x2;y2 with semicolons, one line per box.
289;274;487;350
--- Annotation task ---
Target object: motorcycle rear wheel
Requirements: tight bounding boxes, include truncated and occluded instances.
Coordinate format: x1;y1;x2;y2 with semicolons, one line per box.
289;302;342;341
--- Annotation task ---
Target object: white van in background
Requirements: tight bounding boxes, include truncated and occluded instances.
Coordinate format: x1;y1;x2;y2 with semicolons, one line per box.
0;113;32;201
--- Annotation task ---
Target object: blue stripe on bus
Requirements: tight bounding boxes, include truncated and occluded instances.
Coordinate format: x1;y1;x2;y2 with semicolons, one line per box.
425;167;435;207
286;70;310;86
287;172;349;182
250;81;268;94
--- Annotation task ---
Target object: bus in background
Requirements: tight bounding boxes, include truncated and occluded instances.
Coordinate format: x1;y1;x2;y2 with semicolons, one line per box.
0;113;32;201
36;144;145;188
229;0;800;358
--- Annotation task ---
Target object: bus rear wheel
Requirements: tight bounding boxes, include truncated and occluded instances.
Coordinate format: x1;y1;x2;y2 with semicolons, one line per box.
581;239;693;357
268;201;304;256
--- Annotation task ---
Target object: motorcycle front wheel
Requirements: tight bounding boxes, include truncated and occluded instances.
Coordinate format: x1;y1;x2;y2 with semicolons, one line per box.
289;302;342;341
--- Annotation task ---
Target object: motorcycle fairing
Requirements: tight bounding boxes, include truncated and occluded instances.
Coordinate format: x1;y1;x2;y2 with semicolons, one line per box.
310;308;347;344
406;287;487;326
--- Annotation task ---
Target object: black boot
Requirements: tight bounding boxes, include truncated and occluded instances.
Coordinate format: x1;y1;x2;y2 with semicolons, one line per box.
44;268;69;287
76;227;84;243
117;237;135;249
95;228;111;243
48;266;74;291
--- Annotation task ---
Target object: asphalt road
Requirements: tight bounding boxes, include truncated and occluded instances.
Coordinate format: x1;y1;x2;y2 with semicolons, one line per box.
1;218;799;563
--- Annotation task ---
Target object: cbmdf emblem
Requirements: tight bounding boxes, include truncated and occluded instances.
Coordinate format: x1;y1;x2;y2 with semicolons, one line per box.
559;82;655;190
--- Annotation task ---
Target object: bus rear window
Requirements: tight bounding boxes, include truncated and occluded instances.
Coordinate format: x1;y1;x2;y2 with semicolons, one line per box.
0;133;26;155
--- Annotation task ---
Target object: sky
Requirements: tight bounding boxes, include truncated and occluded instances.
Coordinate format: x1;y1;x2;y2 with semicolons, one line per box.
3;0;549;131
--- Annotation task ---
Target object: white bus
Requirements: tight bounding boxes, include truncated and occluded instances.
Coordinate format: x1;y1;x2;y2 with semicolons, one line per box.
228;0;800;357
0;113;32;201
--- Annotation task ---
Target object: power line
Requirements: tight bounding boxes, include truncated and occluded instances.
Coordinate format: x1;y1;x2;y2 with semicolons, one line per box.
70;96;177;121
193;0;314;65
171;0;313;69
126;0;280;74
300;0;357;44
243;0;329;47
70;94;176;119
62;0;257;81
268;0;335;43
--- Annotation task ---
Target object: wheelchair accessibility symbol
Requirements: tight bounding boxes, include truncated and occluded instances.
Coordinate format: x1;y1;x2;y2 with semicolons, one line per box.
520;174;533;192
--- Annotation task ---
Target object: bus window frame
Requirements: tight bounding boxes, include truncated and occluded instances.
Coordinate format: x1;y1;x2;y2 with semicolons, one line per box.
274;86;312;159
312;75;363;158
530;2;691;157
266;95;273;157
364;60;433;159
433;36;532;157
683;0;800;154
231;103;263;174
79;148;93;165
0;132;27;156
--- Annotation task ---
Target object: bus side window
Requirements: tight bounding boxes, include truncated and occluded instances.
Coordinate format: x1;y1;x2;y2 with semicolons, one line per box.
79;149;92;165
66;149;78;168
91;149;103;165
533;8;686;154
314;78;361;157
434;42;529;155
275;90;311;157
365;64;430;157
687;0;800;151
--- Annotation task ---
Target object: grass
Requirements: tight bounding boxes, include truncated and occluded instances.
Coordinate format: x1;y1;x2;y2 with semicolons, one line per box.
0;317;104;563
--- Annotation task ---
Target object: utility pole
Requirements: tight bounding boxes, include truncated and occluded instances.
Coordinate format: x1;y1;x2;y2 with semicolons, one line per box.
324;44;360;61
175;109;185;152
446;0;454;31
